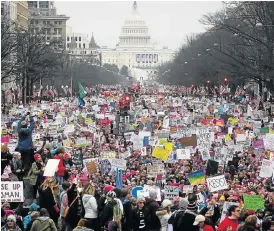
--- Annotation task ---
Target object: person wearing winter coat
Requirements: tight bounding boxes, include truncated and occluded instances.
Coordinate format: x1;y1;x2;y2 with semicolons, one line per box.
27;154;45;199
145;189;161;231
199;199;221;229
39;178;60;224
156;199;172;231
132;197;150;231
12;152;24;181
17;114;34;176
25;212;40;231
82;184;99;231
176;194;199;231
121;188;133;231
65;182;83;231
100;191;116;229
23;203;40;230
53;152;67;184
30;208;57;231
1;215;22;231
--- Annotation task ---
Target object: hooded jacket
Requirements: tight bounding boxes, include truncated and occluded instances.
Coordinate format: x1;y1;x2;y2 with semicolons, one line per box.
30;216;57;231
17;116;34;151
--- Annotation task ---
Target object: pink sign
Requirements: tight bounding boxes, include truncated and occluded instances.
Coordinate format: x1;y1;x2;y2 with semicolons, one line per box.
252;140;264;149
1;136;10;143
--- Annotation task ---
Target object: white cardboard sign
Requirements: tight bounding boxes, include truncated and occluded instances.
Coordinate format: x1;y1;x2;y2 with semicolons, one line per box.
206;175;228;192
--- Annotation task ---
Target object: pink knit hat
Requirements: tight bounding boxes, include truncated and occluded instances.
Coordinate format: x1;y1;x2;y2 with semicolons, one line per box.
103;185;115;193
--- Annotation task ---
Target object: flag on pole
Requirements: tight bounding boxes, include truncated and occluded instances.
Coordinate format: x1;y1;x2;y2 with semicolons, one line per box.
78;82;87;99
116;168;123;189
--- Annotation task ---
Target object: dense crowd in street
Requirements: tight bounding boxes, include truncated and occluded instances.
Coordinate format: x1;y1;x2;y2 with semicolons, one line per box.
1;83;274;231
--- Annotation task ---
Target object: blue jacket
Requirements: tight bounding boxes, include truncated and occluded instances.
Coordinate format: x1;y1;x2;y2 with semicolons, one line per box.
17;116;34;151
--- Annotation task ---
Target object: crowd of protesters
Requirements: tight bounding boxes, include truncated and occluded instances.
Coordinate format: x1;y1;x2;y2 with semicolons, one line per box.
1;84;274;231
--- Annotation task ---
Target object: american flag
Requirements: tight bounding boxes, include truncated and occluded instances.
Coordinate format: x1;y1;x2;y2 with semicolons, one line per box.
43;89;49;97
54;89;58;97
219;85;226;95
211;87;217;96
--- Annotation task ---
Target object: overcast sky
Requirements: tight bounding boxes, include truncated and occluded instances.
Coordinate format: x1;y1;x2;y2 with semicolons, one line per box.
55;1;224;51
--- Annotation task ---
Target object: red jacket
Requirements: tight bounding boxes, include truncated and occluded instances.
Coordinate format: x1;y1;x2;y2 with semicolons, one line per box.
203;224;214;231
53;155;66;177
217;216;238;231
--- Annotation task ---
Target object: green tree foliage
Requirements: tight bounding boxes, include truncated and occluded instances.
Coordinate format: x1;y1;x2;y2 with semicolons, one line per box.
120;65;129;76
103;63;119;74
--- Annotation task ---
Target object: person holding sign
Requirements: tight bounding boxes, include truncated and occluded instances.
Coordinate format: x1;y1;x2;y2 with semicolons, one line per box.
17;112;35;176
27;154;45;200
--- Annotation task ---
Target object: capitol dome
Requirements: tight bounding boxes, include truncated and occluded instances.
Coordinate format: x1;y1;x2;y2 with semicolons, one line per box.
117;1;152;50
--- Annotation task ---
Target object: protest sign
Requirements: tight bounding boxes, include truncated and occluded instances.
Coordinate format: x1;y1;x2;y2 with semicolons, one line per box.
207;175;228;192
259;159;274;178
1;181;24;202
72;149;83;168
200;149;210;161
243;194;264;211
101;151;116;160
183;185;193;194
176;149;190;159
76;137;88;147
196;128;211;149
99;160;112;174
110;158;127;170
252;140;265;149
214;147;225;165
164;185;180;200
147;164;165;177
85;162;98;175
43;159;60;176
263;134;274;150
181;135;197;147
188;170;206;186
131;186;144;199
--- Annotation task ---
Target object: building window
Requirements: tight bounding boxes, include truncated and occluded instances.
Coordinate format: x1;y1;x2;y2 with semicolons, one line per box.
54;21;57;24
43;21;46;25
83;43;85;48
47;21;50;25
84;51;86;54
79;43;81;48
67;36;69;41
79;37;81;42
46;36;50;41
59;21;62;25
67;43;70;48
75;37;77;41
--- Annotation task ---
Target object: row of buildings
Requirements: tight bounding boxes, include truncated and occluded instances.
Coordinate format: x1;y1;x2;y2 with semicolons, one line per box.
2;1;175;82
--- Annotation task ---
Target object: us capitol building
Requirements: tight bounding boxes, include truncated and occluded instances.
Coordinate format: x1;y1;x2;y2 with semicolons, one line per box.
101;1;175;80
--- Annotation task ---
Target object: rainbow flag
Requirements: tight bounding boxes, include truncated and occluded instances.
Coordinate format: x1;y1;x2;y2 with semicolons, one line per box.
188;170;206;186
